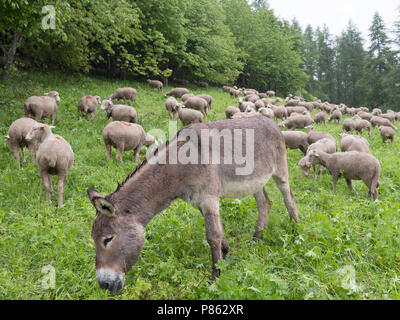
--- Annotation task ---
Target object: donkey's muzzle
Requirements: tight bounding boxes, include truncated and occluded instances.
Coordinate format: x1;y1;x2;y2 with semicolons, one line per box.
96;268;125;293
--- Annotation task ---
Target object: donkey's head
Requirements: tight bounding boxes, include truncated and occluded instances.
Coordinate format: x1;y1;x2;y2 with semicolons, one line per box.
87;188;145;293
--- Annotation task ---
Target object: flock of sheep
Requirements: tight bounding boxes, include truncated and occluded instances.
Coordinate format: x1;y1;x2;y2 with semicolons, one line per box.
4;79;397;208
217;88;395;201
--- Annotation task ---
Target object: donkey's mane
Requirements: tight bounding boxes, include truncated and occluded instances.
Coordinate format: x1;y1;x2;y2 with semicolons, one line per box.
113;128;186;194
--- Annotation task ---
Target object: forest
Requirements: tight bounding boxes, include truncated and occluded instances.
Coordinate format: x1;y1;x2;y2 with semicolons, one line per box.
1;0;399;109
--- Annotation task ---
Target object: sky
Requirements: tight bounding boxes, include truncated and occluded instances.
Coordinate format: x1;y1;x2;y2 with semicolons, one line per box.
267;0;400;45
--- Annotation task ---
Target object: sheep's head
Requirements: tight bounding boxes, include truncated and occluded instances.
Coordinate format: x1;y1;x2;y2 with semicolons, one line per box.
305;125;314;133
26;123;55;142
298;157;311;176
47;91;61;102
101;100;113;110
95;96;101;104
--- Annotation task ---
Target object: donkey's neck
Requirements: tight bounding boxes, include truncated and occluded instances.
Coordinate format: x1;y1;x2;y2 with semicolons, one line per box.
110;162;183;227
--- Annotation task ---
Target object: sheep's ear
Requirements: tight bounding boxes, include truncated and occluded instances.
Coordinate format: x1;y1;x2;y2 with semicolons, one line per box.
87;189;115;217
49;126;56;129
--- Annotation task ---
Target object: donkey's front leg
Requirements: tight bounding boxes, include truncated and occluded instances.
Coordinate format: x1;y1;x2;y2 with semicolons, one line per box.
200;197;228;281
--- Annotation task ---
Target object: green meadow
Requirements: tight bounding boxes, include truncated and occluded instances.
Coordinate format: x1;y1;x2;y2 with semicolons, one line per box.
1;72;400;299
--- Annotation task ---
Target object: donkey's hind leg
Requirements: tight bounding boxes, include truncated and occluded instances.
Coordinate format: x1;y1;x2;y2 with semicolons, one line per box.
253;189;271;239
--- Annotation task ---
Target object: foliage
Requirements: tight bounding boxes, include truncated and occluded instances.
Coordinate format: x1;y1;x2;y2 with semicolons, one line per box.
1;71;400;299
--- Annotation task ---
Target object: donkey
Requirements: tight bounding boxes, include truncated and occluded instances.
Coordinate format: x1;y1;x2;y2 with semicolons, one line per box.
87;116;299;293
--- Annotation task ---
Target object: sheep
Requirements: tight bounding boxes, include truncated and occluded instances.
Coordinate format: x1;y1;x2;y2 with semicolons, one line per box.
357;111;373;121
269;104;288;121
254;99;265;110
298;138;337;178
25;123;74;207
164;88;189;99
182;93;195;102
102;121;151;164
308;150;381;200
353;118;372;137
197;94;213;110
339;133;370;153
100;100;137;123
195;81;209;90
258;107;274;119
229;88;242;98
285;99;301;107
231;109;258;119
286;106;308;116
380;113;396;123
379;125;395;143
342;118;357;133
24;91;60;124
314;111;326;125
78;95;101;118
328;109;342;124
372;108;382;116
281;131;309;155
147;79;163;92
370;116;398;130
108;87;137;105
225;106;240;119
266;90;276;97
176;104;203;126
279;115;314;130
222;85;231;93
238;98;256;112
5;117;39;168
244;94;260;103
183;96;208;118
165;97;179;120
306;126;336;145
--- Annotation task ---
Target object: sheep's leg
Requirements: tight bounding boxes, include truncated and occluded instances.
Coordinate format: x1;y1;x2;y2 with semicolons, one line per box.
21;148;26;163
105;144;112;162
57;174;67;208
272;166;299;223
199;197;228;280
116;145;124;164
133;144;142;163
313;164;317;179
51;113;56;125
253;189;271;239
10;146;20;169
35;112;43;122
28;144;36;163
345;178;359;197
91;112;95;119
331;171;340;195
40;171;53;204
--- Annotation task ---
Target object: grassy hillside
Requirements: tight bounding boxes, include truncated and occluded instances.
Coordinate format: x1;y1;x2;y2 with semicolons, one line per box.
1;72;400;300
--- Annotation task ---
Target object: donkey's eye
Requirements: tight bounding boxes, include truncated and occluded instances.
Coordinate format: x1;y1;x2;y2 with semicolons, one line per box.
103;236;114;248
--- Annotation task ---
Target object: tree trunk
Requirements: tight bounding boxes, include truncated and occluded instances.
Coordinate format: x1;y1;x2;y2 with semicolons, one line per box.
0;31;23;82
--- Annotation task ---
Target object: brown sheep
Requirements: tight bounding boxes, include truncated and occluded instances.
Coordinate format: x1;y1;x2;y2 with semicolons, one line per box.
281;131;309;155
101;100;137;123
339;133;370;153
78;95;101;118
24;91;60;124
102;121;149;164
108;88;137;105
147;80;163;92
25;123;74;207
379;125;395;143
5;117;39;168
164;88;189;99
308;150;381;200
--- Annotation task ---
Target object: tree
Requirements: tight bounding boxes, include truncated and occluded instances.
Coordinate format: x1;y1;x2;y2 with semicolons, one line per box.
0;0;47;80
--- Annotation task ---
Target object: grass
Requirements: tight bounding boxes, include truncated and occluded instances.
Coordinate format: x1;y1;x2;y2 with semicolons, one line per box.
1;71;400;300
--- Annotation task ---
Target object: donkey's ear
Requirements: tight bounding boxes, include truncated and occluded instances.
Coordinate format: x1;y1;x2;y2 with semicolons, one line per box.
87;189;115;217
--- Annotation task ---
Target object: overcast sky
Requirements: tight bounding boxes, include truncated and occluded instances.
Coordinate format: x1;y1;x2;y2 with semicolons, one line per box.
268;0;400;45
